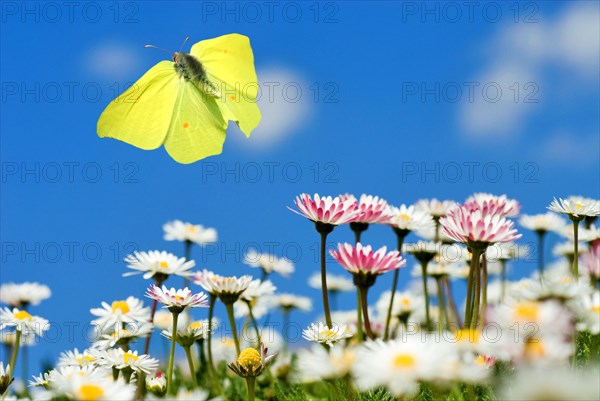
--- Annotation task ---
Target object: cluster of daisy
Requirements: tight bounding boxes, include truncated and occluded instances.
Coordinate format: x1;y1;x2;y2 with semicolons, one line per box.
1;194;598;401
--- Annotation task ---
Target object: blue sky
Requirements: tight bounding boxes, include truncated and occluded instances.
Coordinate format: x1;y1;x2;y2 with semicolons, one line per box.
1;1;599;374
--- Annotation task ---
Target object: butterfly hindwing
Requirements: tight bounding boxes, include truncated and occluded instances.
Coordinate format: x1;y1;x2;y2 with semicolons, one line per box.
191;33;261;136
97;61;178;150
163;79;228;164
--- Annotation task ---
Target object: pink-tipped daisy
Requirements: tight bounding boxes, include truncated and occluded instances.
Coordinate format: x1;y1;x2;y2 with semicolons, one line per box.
289;193;359;227
465;193;521;217
330;243;406;281
145;285;208;314
344;194;390;224
440;205;521;246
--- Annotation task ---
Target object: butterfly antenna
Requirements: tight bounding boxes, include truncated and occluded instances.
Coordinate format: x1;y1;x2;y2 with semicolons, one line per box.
143;44;172;54
179;37;190;52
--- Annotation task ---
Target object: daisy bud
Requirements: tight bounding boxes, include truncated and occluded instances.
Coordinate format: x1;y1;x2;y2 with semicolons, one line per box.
0;363;12;395
146;370;167;397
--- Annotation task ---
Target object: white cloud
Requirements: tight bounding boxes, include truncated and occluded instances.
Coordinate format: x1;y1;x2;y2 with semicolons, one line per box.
537;132;600;168
459;2;599;137
83;42;142;80
229;67;312;149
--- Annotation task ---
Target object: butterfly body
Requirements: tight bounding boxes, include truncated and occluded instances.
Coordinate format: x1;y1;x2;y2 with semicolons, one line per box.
97;33;261;164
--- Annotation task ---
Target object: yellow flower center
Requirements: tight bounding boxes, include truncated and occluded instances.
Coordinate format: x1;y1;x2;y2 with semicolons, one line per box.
123;353;139;364
524;338;545;358
237;348;261;370
189;321;204;330
319;329;337;340
111;301;130;314
331;350;356;370
397;214;410;223
576;202;582;210
186;225;198;233
474;355;486;366
514;302;539;321
400;297;411;306
14;310;32;321
456;329;480;343
159;261;169;269
76;355;95;365
174;295;184;303
592;306;600;314
392;354;415;369
77;384;104;401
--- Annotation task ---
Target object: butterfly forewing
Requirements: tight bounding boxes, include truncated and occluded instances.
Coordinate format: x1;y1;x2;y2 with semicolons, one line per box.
97;61;178;150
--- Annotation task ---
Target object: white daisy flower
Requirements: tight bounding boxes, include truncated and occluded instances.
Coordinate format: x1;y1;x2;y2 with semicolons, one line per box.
499;366;600;400
415;198;456;217
0;282;51;307
93;322;154;349
145;285;208;313
161;320;210;347
559;224;600;242
308;272;353;292
90;296;150;328
57;348;97;368
296;344;356;382
124;250;195;280
375;290;423;319
193;271;252;303
239;279;277;302
386;204;434;231
272;293;312;312
302;322;353;346
244;249;295;277
0;308;48;336
548;196;600;218
163;220;217;245
465;192;521;217
44;365;110;390
91;348;158;375
519;212;567;233
56;375;135;401
352;336;456;397
234;295;273;319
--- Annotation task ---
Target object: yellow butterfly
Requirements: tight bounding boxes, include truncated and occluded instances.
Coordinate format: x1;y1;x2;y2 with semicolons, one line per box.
97;33;261;164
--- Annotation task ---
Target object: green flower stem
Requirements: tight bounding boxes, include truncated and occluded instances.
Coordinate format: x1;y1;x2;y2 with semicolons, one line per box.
184;346;198;389
112;367;119;381
246;300;262;346
480;255;488;327
8;330;21;385
465;248;483;329
384;229;407;341
443;277;461;328
536;230;546;278
350;227;365;342
420;260;432;331
358;286;375;340
435;277;447;331
571;217;581;281
320;230;333;328
245;377;256;401
355;289;363;342
166;312;179;395
472;255;482;329
225;302;241;356
206;294;216;373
